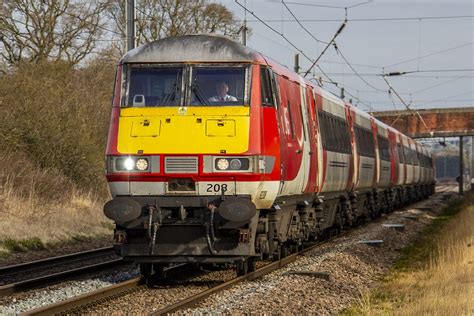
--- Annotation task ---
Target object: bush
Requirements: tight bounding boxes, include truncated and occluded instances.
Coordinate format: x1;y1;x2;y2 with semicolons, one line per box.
0;60;115;198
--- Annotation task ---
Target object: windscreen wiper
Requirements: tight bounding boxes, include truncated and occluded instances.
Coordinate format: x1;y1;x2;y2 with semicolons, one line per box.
162;82;177;106
192;83;209;106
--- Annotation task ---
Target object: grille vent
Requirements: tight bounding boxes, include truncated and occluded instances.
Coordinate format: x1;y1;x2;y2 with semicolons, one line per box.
165;157;198;173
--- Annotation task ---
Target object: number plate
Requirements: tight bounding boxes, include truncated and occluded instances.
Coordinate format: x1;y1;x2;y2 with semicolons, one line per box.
198;182;236;195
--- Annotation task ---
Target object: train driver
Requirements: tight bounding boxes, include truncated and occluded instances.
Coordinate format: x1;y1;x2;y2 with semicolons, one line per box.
208;81;237;102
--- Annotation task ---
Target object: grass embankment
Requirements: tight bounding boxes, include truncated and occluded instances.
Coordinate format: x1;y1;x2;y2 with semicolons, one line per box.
349;191;474;315
0;61;115;255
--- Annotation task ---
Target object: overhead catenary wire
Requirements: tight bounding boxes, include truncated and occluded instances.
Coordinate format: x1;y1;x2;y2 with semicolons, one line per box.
234;0;373;110
245;15;474;22
280;0;372;10
281;1;328;44
333;43;387;92
302;13;347;77
382;75;432;134
384;42;474;68
280;1;387;98
252;31;384;70
408;74;473;95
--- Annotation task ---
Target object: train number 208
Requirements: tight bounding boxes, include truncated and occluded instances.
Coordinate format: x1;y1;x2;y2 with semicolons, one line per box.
206;184;228;193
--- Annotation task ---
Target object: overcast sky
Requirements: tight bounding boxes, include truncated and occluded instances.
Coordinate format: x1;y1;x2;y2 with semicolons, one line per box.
215;0;473;112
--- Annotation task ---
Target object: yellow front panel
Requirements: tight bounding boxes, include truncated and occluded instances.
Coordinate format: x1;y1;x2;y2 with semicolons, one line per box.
130;119;161;137
206;120;235;137
117;106;250;154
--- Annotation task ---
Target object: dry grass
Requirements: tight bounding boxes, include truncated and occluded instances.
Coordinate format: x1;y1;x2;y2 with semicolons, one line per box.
0;151;112;255
350;193;474;315
0;177;112;254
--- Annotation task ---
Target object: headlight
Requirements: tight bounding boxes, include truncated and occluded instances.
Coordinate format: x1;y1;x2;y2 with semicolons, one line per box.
124;158;135;171
214;157;251;172
114;157;150;172
216;158;229;170
135;158;148;171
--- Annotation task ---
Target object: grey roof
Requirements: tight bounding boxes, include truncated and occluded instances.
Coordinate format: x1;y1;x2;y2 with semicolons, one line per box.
120;34;258;64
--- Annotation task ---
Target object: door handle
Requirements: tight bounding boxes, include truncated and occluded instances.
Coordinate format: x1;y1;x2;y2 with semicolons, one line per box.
296;149;303;154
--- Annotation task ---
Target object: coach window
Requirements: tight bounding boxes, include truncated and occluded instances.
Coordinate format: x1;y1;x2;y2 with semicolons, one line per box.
377;136;390;161
125;66;183;107
404;146;412;164
190;65;248;106
414;151;420;166
397;144;404;163
355;126;375;158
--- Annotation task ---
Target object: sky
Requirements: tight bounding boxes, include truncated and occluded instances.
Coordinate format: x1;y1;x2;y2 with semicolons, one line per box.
215;0;474;112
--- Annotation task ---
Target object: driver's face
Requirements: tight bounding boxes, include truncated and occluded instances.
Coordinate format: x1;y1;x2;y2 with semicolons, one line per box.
216;83;228;97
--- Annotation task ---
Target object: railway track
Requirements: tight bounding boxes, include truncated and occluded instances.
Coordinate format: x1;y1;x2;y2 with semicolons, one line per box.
0;246;124;298
22;186;457;315
23;233;347;315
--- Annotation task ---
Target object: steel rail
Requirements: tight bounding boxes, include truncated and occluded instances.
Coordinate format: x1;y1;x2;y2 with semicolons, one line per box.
22;263;190;316
0;258;125;298
151;236;344;315
22;277;142;316
0;246;115;276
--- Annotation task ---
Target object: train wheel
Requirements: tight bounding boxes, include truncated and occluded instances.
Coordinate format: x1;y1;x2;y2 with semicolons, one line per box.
280;245;290;258
248;257;256;273
152;263;166;280
236;260;248;276
139;263;152;281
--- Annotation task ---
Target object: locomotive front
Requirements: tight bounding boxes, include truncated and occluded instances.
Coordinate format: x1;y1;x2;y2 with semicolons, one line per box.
103;35;279;276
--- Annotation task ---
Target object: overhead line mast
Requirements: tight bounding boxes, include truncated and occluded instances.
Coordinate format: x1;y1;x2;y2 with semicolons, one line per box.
126;0;136;52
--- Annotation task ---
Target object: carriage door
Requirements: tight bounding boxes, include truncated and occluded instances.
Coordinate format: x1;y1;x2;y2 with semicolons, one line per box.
298;83;311;193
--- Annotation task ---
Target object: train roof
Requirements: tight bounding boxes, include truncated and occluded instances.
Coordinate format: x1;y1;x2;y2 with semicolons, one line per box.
120;34;265;64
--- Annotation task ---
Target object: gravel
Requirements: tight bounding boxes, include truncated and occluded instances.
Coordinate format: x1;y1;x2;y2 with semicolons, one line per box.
0;266;139;314
81;265;237;314
182;189;458;314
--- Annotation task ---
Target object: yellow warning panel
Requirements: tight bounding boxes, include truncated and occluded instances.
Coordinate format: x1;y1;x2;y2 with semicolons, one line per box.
117;106;250;154
206;120;236;137
130;118;161;137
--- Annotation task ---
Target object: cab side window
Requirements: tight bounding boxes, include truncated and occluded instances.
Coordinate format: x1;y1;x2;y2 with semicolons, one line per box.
261;67;275;107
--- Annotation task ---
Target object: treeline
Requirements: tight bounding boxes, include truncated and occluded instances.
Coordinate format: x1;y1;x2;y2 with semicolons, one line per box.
0;0;241;201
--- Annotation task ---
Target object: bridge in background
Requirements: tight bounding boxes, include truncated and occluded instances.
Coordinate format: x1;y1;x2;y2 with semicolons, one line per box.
372;107;474;195
371;107;474;139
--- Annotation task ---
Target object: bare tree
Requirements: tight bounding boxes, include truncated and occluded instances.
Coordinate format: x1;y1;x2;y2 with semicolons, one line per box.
107;0;242;55
0;0;111;66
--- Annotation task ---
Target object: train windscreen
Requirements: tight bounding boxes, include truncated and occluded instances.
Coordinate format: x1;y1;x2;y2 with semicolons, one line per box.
190;66;247;106
126;67;183;107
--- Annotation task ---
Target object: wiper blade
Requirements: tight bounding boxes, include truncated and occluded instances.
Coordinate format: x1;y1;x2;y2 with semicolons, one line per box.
192;83;209;106
162;82;177;106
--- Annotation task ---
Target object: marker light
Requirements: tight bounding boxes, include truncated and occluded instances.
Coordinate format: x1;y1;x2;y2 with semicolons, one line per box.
135;158;148;171
216;158;230;170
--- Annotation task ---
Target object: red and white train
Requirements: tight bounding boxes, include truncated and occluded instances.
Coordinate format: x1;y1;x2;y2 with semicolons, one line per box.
104;35;435;277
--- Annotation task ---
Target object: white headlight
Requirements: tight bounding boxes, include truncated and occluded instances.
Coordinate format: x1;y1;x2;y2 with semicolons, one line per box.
216;158;229;170
135;158;148;171
124;158;135;171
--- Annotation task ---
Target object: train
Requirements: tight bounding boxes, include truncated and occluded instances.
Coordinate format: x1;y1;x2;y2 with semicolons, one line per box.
103;35;435;279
